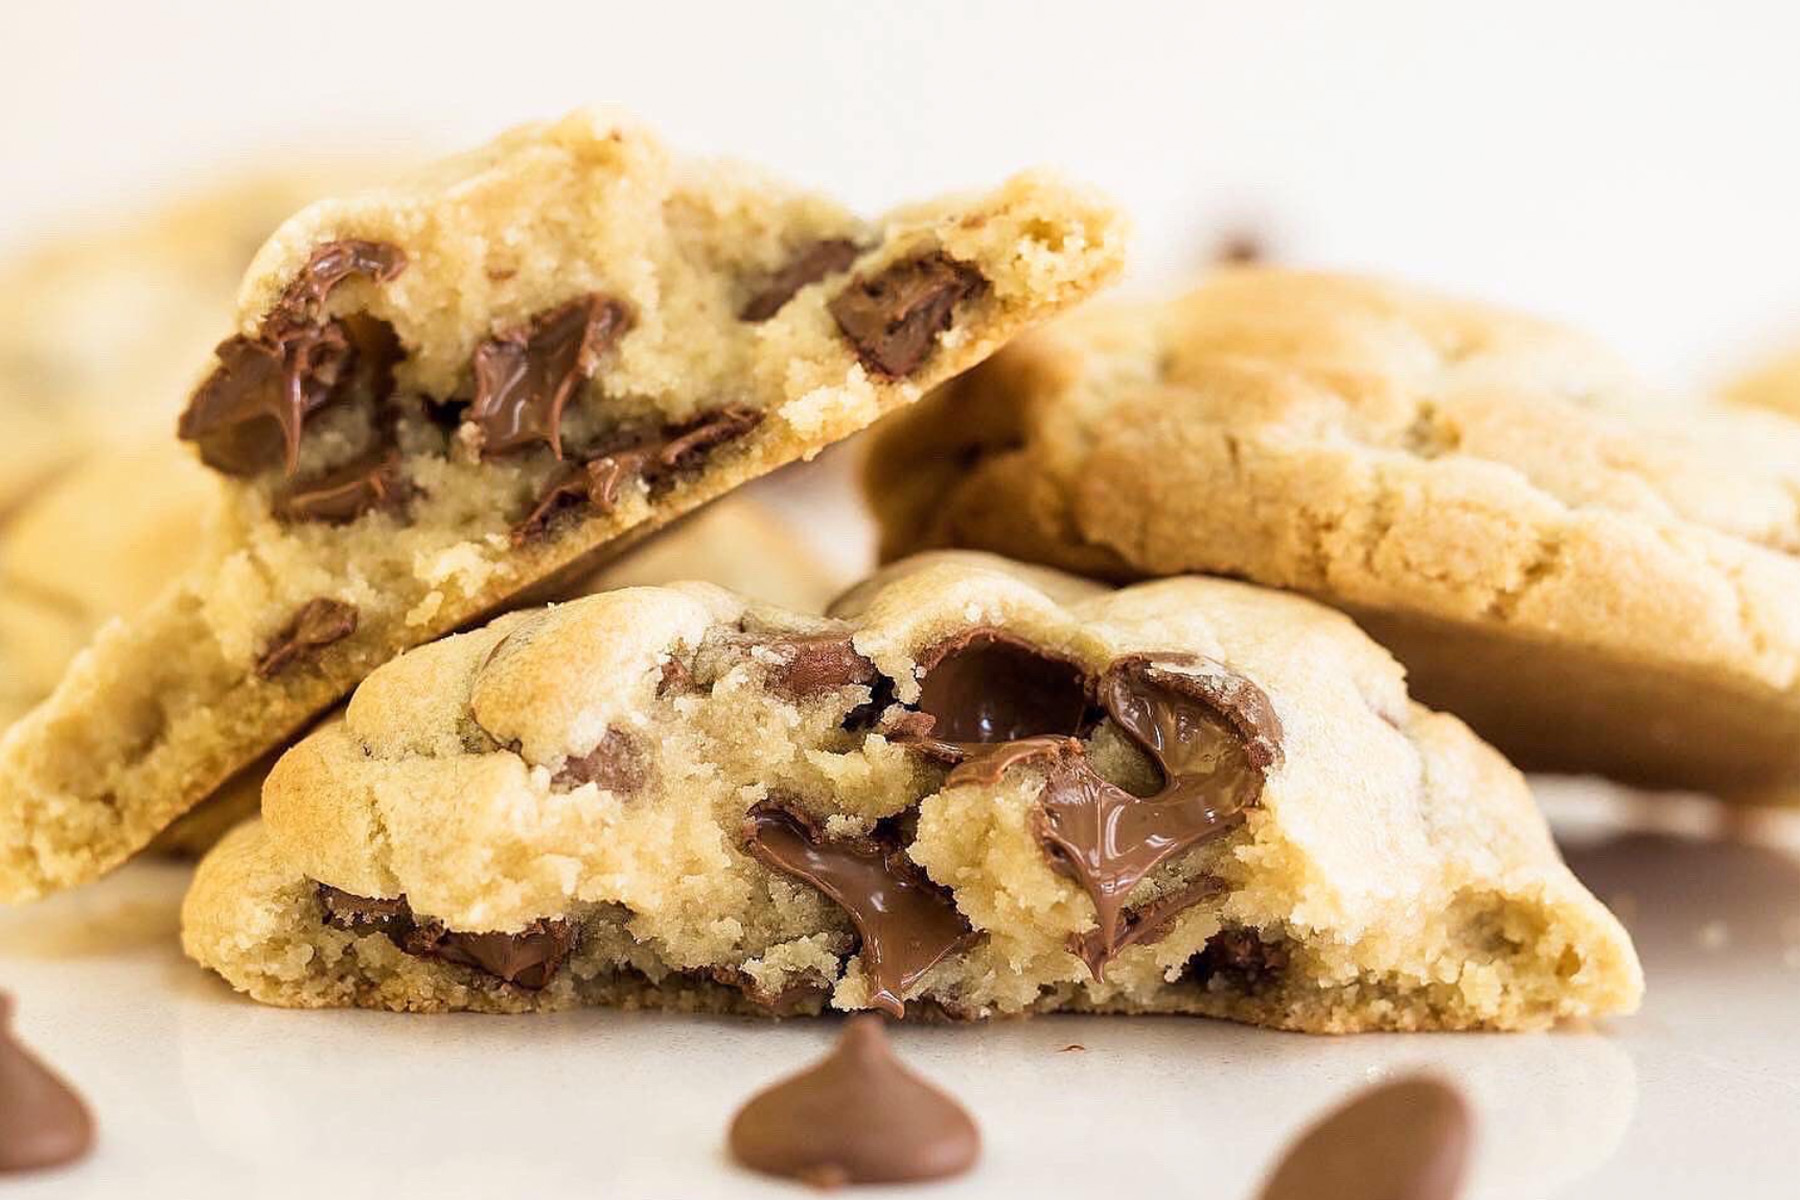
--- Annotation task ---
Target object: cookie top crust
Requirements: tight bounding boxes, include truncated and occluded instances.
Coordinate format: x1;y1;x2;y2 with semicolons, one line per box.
240;551;1637;1030
865;268;1800;792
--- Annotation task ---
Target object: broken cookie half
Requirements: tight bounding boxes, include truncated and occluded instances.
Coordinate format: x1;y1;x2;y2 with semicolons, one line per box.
0;107;1126;902
181;552;1640;1032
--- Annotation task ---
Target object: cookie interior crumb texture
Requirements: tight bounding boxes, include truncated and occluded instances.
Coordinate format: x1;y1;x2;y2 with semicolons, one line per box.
181;552;1641;1032
864;267;1800;796
0;107;1127;902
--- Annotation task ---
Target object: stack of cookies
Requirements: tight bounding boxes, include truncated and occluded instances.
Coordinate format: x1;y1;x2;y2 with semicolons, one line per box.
20;104;1798;1046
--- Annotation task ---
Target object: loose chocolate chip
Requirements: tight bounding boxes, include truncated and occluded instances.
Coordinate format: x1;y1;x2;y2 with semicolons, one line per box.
1255;1076;1472;1200
945;653;1282;976
178;241;407;477
316;884;577;990
469;294;630;458
728;1016;980;1187
759;633;879;699
914;629;1093;744
509;406;763;543
829;251;987;377
273;446;411;524
0;993;95;1175
742;805;974;1018
553;728;646;793
740;238;862;322
1185;927;1289;993
254;598;358;680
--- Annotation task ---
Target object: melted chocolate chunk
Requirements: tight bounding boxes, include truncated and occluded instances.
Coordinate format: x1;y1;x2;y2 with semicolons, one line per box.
742;805;973;1018
760;633;879;699
705;966;832;1016
469;294;630;458
510;406;763;543
0;993;95;1175
553;728;646;793
943;652;1282;976
254;598;358;680
178;241;406;477
273;446;411;524
829;251;987;377
316;884;577;990
728;1016;980;1187
1256;1077;1472;1200
914;629;1092;743
1068;876;1228;980
740;238;862;322
1186;927;1289;993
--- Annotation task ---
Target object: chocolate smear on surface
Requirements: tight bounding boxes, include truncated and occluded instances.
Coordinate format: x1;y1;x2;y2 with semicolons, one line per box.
510;406;763;543
273;446;411;524
1256;1076;1472;1200
914;629;1092;744
0;994;95;1175
829;251;987;377
254;598;358;680
760;633;879;699
741;238;862;322
552;728;646;793
316;884;577;990
742;805;974;1018
179;241;406;477
944;653;1281;976
470;294;629;458
728;1015;980;1187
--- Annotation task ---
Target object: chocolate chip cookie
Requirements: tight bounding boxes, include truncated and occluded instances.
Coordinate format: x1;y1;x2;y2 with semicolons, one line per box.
866;268;1800;796
0;172;356;517
0;109;1125;902
181;552;1640;1031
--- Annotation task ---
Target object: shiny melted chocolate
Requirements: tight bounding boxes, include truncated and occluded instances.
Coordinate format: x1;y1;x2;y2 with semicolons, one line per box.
741;806;973;1018
469;294;630;458
828;251;986;377
316;884;577;990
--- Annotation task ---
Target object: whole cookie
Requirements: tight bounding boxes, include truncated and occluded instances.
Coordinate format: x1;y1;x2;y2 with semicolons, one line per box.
0;107;1125;902
866;268;1800;796
182;552;1640;1032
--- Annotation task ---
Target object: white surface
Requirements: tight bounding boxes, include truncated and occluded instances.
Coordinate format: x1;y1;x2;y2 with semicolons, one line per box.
4;1;1800;390
3;791;1797;1199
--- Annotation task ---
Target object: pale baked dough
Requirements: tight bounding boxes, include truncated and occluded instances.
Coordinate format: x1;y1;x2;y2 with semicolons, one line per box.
866;268;1800;796
182;553;1641;1032
0;109;1125;901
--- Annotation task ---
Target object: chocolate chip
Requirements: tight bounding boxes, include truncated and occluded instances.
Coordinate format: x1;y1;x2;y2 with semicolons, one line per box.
316;884;577;990
0;993;95;1174
404;918;578;990
742;805;974;1018
510;406;763;543
1186;927;1289;993
178;241;406;477
552;728;645;793
254;598;358;680
469;294;630;458
1068;876;1228;979
944;653;1282;977
728;1016;980;1187
914;629;1092;743
759;633;879;699
1255;1077;1472;1200
740;238;862;322
829;251;986;377
273;446;411;524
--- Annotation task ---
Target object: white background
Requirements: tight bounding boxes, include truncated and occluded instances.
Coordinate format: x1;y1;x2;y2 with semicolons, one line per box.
4;0;1800;388
4;4;1800;1197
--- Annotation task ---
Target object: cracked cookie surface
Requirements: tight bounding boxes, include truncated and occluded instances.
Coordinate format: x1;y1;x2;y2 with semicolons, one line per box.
182;552;1640;1031
866;268;1800;796
0;108;1124;902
